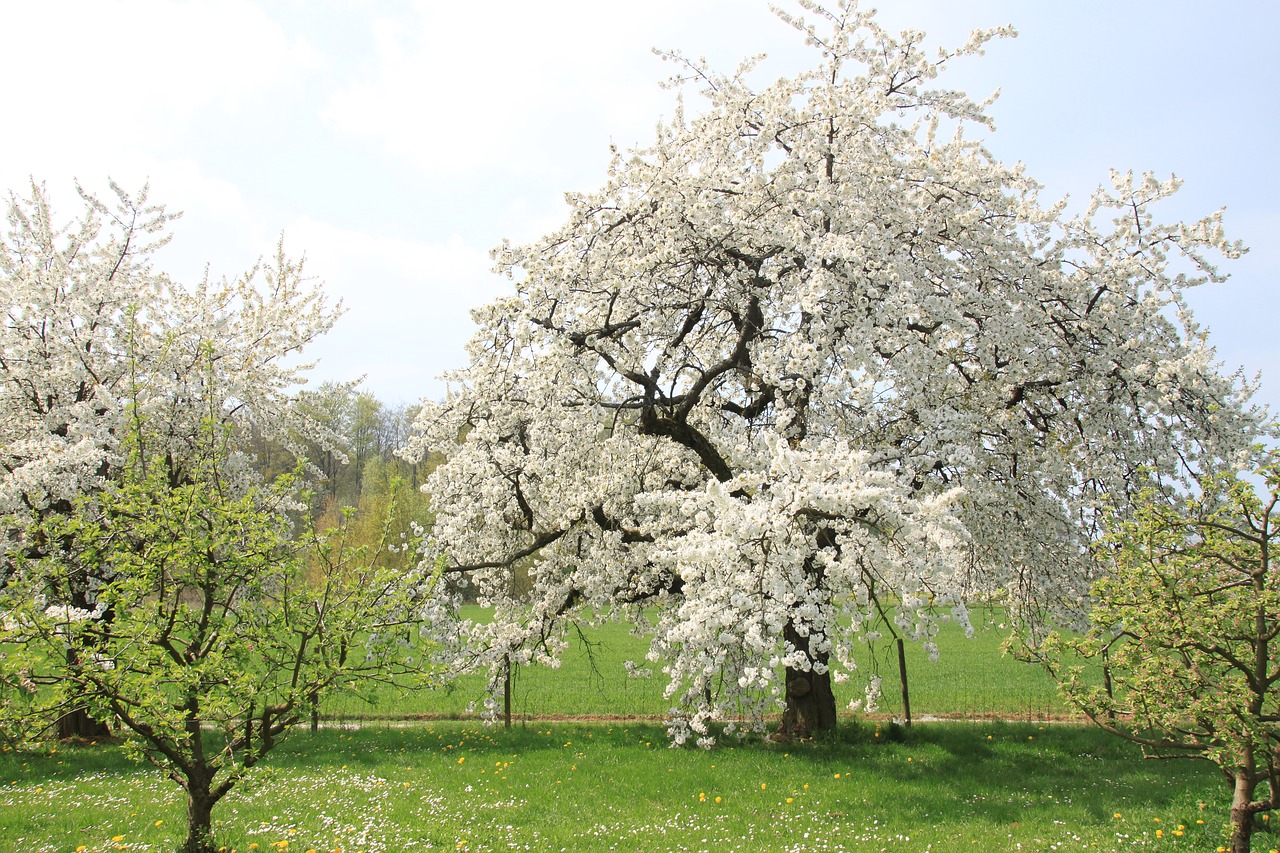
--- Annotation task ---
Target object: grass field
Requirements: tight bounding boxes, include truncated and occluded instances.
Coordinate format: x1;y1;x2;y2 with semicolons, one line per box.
0;720;1245;852
321;605;1067;723
3;612;1234;852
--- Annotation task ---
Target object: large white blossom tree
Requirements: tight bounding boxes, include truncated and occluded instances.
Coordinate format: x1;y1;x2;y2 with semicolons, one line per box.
0;180;343;738
405;0;1261;741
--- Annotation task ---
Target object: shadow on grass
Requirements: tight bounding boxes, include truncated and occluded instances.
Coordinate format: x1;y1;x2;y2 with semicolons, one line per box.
4;718;1241;845
285;720;1217;817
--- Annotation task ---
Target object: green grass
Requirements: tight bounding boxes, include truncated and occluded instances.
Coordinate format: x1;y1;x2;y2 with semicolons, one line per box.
0;612;1168;852
0;721;1244;852
321;606;1067;722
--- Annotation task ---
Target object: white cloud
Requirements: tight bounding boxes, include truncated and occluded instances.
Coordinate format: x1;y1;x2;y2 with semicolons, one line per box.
0;0;319;189
278;216;504;401
284;215;492;295
318;0;784;181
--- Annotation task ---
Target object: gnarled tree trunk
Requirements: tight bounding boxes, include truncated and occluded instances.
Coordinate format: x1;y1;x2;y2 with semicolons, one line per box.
778;619;836;739
56;706;112;740
57;644;111;740
1228;771;1259;853
184;780;218;853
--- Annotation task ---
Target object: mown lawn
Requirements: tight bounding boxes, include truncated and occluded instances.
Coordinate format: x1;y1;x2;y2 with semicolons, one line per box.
0;721;1243;852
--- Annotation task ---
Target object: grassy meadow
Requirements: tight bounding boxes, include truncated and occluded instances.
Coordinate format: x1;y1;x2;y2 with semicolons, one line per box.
0;720;1243;852
1;613;1247;852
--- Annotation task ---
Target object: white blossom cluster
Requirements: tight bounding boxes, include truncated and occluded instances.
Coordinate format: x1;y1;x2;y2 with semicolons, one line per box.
0;180;342;533
405;1;1261;740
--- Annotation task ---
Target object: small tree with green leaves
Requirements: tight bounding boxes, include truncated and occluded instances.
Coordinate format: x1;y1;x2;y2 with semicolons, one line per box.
1026;454;1280;853
0;420;436;853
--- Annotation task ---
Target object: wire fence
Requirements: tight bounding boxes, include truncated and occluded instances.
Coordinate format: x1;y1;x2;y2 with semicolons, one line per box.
318;621;1075;727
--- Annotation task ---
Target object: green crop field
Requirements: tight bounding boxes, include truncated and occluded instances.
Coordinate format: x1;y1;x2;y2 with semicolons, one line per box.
320;605;1067;723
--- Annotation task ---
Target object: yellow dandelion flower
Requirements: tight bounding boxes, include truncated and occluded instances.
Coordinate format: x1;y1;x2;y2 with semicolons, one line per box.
760;783;767;790
786;797;794;803
112;836;125;843
155;820;164;827
714;796;721;804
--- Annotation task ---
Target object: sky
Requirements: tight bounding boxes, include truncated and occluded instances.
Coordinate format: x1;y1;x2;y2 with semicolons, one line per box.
1;0;1276;415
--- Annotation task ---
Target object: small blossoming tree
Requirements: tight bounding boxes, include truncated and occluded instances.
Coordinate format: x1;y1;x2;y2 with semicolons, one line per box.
405;0;1259;742
1027;454;1280;853
0;180;437;852
1;417;436;853
0;180;345;738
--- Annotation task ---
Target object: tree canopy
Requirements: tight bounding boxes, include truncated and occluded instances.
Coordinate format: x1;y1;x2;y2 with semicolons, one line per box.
405;0;1261;740
0;180;347;739
0;181;439;852
1026;455;1280;853
0;181;340;523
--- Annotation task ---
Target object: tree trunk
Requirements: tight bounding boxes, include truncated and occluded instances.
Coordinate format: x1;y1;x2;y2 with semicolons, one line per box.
57;646;112;740
183;777;218;853
56;706;112;741
778;620;837;739
1228;772;1257;853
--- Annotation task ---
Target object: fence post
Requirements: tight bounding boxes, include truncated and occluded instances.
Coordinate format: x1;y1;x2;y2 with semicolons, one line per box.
504;653;513;730
896;637;912;728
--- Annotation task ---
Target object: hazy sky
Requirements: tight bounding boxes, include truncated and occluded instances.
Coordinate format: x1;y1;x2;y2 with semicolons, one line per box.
2;1;1276;414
